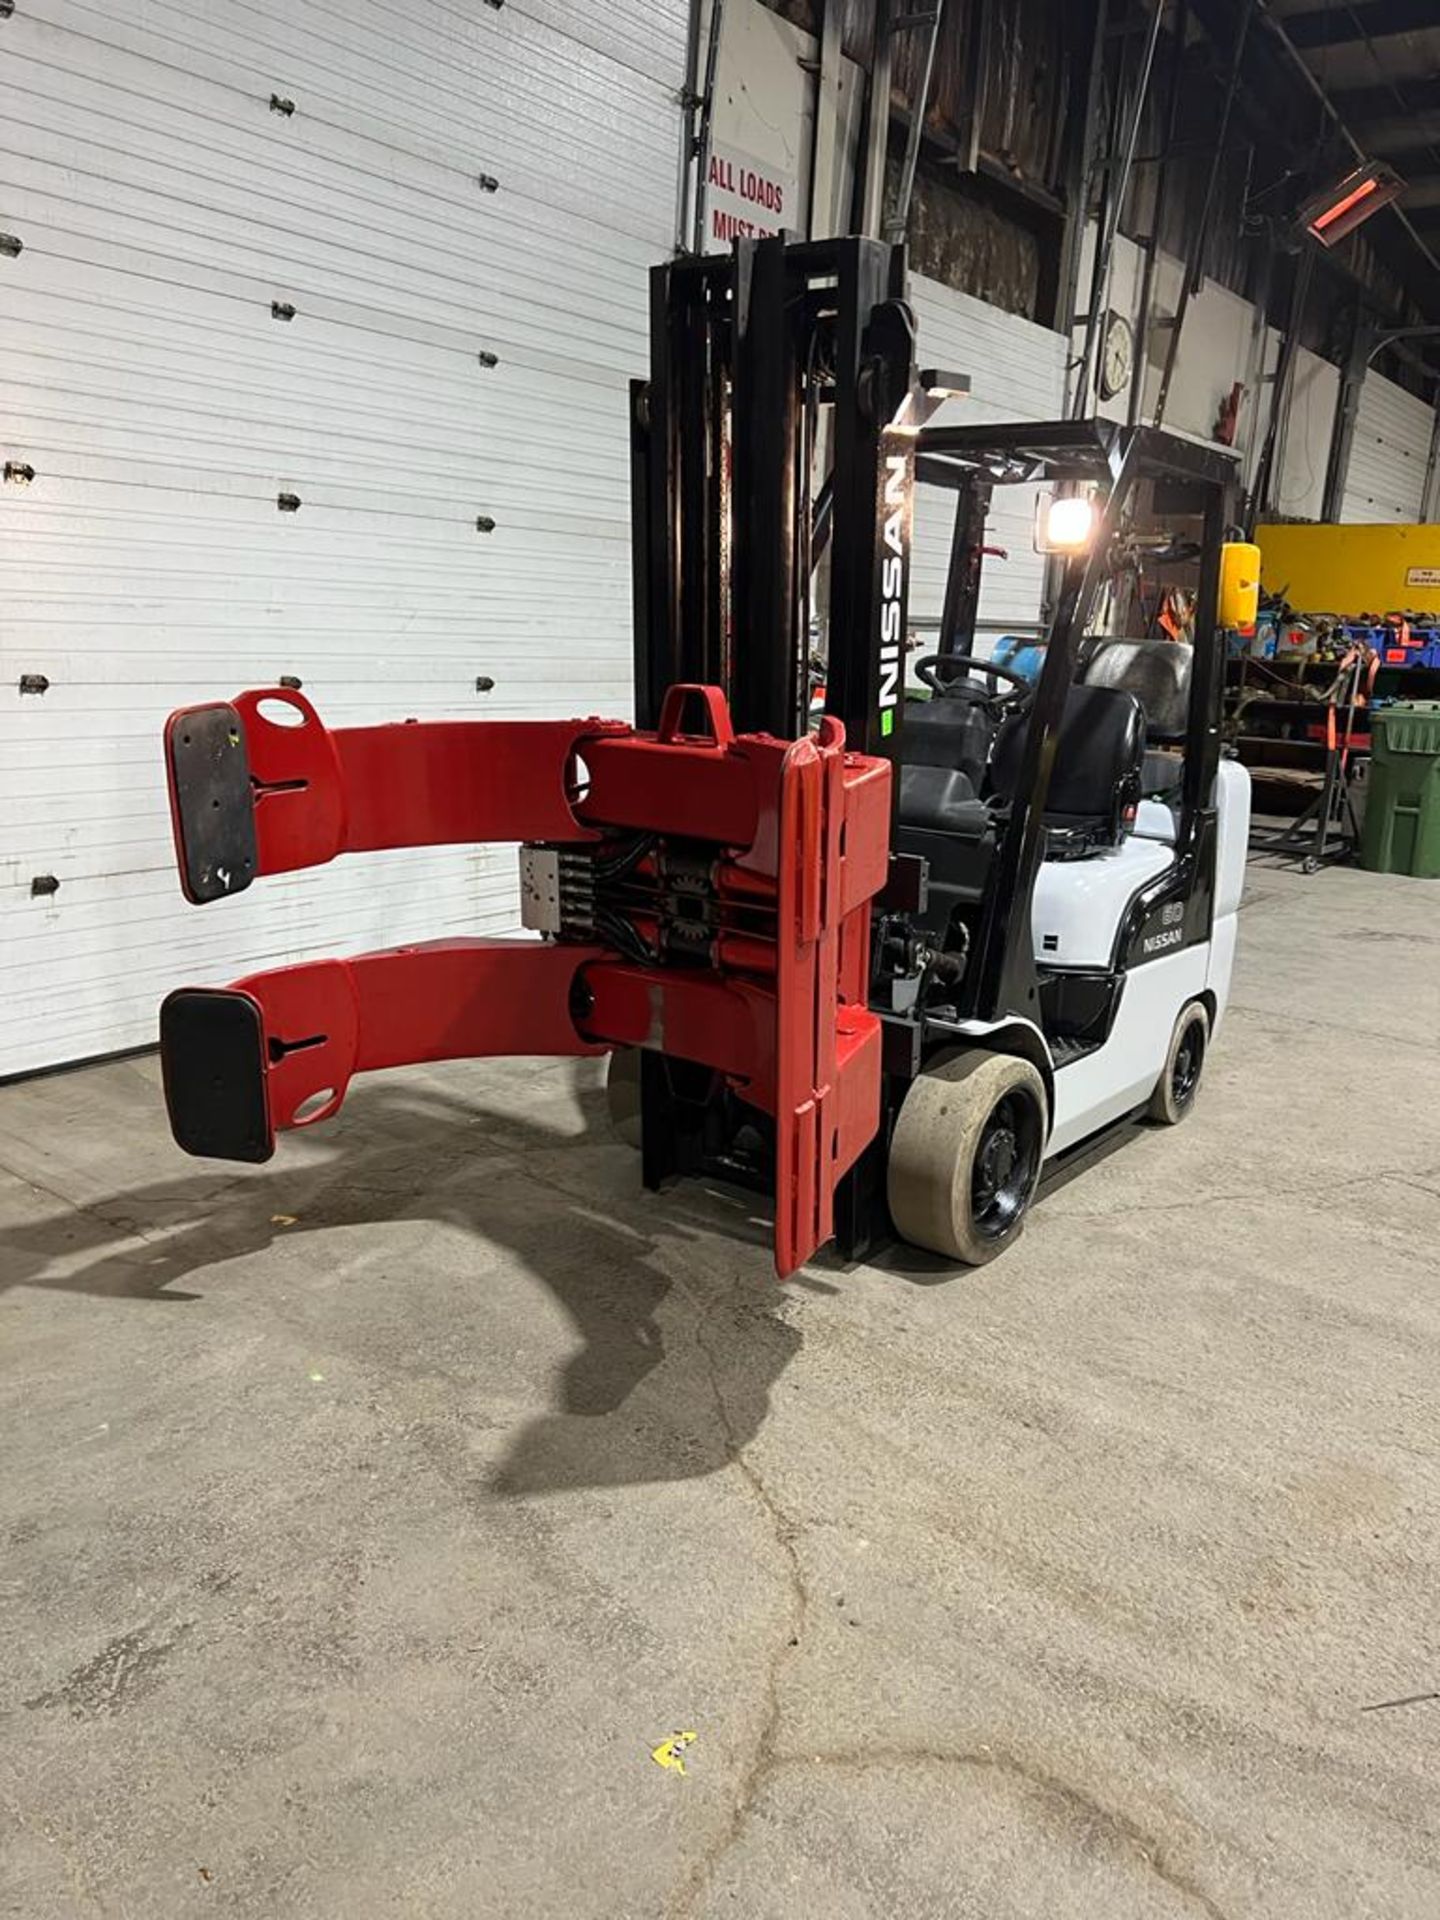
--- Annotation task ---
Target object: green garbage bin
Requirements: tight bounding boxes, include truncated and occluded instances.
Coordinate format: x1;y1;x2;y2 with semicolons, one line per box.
1362;701;1440;879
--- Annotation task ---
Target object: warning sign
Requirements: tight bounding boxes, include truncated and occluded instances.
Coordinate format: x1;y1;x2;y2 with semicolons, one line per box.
705;143;794;249
1405;566;1440;588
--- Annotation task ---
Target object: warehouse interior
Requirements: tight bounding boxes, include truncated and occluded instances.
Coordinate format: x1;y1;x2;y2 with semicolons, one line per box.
3;1;1440;1914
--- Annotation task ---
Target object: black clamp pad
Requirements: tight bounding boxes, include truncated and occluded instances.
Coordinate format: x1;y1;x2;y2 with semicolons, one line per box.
160;989;274;1162
166;704;259;904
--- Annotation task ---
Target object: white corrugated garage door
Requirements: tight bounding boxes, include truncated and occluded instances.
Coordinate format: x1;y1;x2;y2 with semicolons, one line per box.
1341;368;1436;524
1272;347;1340;523
908;274;1067;648
0;0;687;1076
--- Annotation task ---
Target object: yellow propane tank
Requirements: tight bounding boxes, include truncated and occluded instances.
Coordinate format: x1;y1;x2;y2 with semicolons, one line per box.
1220;540;1261;634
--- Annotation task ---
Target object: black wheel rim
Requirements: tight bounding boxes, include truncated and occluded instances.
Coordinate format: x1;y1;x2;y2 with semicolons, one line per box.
1170;1019;1205;1109
970;1089;1043;1240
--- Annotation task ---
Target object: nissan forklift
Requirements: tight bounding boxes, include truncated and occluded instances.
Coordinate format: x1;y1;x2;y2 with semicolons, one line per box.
157;234;1253;1275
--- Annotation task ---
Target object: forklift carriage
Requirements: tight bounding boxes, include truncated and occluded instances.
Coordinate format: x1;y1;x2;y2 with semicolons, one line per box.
157;235;1251;1275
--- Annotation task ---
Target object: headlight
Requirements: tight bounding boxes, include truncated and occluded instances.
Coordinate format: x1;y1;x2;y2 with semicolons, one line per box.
1035;493;1095;554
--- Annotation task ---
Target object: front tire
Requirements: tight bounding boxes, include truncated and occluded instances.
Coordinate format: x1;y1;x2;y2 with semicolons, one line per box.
887;1050;1048;1264
1146;1001;1209;1125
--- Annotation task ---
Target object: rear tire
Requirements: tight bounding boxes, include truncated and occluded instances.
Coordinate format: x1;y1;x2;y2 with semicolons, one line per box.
1146;1001;1209;1125
605;1048;643;1149
888;1050;1048;1264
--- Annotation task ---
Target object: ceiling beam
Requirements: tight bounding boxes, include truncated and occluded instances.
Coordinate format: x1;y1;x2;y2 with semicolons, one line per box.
1347;112;1440;161
1328;75;1440;121
1185;0;1330;150
1283;0;1440;51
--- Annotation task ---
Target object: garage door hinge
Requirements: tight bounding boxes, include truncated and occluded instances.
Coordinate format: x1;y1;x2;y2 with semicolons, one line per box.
271;300;296;321
4;460;35;485
18;672;49;695
270;93;296;116
277;492;301;512
30;875;59;898
477;172;500;193
0;234;21;258
478;348;499;368
475;514;496;533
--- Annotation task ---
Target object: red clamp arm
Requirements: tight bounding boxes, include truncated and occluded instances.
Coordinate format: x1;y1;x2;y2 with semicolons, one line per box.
165;686;624;902
161;939;608;1161
159;686;893;1276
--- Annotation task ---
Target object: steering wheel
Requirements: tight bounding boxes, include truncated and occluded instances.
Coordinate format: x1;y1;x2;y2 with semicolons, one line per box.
913;653;1034;715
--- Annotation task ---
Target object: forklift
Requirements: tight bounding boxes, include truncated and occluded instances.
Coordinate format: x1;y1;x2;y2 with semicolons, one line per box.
158;235;1253;1275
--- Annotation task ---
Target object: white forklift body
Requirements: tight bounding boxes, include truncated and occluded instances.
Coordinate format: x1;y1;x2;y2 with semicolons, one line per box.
1037;758;1249;1154
925;756;1250;1165
885;418;1258;1261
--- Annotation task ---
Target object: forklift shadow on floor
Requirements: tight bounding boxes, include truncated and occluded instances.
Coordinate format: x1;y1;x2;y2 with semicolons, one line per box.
5;1073;803;1498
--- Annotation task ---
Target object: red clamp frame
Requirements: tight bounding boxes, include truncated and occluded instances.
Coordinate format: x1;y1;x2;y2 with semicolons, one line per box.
160;685;890;1275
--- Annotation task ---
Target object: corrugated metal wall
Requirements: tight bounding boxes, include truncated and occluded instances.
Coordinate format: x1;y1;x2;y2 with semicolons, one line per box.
908;274;1067;644
1341;369;1436;525
0;0;688;1076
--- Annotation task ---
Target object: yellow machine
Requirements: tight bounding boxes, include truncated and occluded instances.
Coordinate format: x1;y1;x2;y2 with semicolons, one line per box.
1255;522;1440;610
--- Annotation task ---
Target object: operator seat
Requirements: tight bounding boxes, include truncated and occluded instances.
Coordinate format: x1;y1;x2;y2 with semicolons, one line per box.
1082;639;1190;800
896;683;995;835
896;680;1146;951
894;681;1002;943
989;682;1145;854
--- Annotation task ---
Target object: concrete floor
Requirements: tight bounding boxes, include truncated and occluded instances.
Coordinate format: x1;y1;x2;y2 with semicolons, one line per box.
2;863;1439;1919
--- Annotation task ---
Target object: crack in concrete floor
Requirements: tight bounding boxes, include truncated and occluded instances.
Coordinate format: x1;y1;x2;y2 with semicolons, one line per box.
669;1277;810;1916
666;1277;1240;1920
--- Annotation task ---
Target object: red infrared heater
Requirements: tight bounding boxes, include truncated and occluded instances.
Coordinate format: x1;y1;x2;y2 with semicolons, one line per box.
1300;163;1404;248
